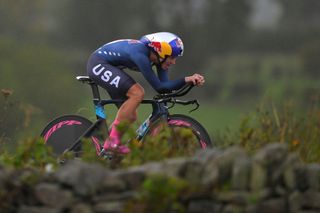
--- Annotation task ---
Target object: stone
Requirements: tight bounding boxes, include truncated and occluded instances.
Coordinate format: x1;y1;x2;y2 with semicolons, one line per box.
231;156;251;191
131;161;164;175
193;148;222;164
222;204;244;213
93;191;138;203
253;143;288;167
18;206;61;213
162;157;189;177
70;203;93;213
295;166;309;191
187;200;222;213
94;201;125;213
245;198;287;213
251;143;288;190
283;153;303;190
306;164;320;191
113;167;146;190
201;146;247;187
289;191;302;212
34;183;74;208
258;198;286;213
100;175;127;192
216;191;250;205
217;146;247;183
178;159;204;184
54;160;108;196
301;190;320;209
1;144;319;212
289;190;320;211
11;168;41;188
250;161;267;191
0;167;9;189
201;160;219;187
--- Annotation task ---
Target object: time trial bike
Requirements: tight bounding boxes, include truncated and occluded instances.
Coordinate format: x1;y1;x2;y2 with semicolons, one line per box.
40;76;212;159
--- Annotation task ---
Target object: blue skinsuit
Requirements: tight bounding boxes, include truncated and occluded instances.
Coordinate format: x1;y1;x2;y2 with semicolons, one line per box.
93;39;186;93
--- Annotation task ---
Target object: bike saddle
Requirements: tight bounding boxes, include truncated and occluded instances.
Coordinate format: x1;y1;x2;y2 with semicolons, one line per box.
76;76;95;84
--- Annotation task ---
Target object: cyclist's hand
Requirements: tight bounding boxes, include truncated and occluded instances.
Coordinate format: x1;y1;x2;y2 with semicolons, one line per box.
185;74;205;86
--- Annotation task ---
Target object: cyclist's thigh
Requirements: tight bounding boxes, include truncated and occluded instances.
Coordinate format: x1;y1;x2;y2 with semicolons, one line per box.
87;54;136;101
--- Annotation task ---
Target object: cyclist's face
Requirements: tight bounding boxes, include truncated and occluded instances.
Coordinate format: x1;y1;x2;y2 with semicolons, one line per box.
149;52;158;63
161;56;176;70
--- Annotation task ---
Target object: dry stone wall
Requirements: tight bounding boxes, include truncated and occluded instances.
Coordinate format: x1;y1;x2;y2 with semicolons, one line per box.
1;143;320;213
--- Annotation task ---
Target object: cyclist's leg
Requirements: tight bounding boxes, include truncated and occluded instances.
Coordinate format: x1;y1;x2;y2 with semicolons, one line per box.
106;83;144;153
116;83;144;122
87;54;143;153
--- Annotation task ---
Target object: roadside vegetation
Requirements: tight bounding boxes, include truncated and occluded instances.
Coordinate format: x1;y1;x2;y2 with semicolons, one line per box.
1;89;319;170
216;96;320;163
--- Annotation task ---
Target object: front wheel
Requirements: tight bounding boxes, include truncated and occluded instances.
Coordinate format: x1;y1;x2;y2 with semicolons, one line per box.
145;114;212;156
168;114;213;149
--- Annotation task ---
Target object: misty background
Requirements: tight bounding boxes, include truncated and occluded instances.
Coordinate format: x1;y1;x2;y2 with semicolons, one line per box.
0;0;319;143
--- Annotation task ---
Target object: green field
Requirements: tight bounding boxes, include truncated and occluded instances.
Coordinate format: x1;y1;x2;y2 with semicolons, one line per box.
76;101;252;141
168;103;250;136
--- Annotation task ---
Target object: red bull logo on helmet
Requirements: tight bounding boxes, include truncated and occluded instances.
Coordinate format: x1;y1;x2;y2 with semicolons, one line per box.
149;41;162;53
148;41;172;59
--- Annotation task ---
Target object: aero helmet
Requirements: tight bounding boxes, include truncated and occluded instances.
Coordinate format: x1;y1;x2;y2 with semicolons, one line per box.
140;32;184;59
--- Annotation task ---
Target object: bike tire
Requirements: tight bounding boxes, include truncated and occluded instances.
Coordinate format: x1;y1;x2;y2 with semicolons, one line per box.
145;114;213;153
168;114;213;149
40;115;96;155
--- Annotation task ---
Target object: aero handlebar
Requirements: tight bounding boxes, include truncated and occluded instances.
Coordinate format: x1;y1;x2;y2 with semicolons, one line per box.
154;84;194;99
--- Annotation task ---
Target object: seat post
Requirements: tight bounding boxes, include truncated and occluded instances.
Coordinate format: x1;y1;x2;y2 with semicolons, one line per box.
76;75;102;106
89;82;107;120
89;82;101;103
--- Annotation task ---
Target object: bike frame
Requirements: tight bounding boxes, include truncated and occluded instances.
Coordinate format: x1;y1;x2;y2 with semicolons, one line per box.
67;76;197;153
88;77;170;135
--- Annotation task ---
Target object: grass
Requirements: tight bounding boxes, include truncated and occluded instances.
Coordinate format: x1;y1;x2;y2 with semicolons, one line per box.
216;96;320;163
169;103;250;137
0;138;57;170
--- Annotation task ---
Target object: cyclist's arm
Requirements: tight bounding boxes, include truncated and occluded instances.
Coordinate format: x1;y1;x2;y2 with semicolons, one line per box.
156;66;169;82
132;54;186;93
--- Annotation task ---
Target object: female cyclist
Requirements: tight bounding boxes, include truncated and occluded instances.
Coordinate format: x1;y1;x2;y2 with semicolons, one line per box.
86;32;205;155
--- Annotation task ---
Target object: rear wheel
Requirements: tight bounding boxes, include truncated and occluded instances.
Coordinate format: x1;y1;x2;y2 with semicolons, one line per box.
40;115;100;156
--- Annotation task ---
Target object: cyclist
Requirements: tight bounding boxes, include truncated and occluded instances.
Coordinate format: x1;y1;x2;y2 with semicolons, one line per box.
86;32;205;155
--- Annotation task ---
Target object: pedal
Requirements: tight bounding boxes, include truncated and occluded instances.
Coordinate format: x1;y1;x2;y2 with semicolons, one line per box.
99;149;114;160
104;152;114;160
